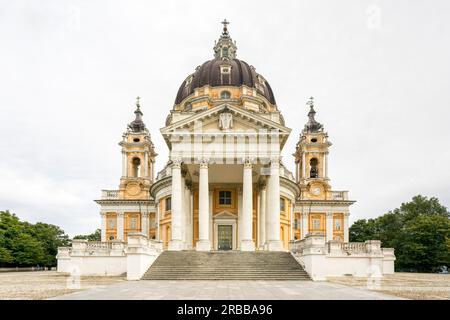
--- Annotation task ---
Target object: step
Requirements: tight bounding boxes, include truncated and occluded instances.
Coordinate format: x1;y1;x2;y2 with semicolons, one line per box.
142;251;310;281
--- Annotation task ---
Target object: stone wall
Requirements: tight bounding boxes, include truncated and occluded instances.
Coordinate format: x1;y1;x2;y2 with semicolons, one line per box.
56;234;162;279
290;234;396;281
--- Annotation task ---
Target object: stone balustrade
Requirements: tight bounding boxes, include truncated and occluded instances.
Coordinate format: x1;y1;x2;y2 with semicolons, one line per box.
288;234;395;280
68;239;126;256
57;235;162;277
330;191;349;200
101;189;120;199
56;246;71;258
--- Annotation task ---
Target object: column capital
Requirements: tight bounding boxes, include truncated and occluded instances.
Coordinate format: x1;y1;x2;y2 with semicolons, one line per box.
142;212;149;218
171;157;183;169
243;161;253;169
242;156;255;167
100;212;107;217
199;157;209;169
270;156;280;169
118;212;125;217
326;212;333;217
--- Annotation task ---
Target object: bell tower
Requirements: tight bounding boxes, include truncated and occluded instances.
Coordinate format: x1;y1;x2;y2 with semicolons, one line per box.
118;97;157;200
294;97;332;200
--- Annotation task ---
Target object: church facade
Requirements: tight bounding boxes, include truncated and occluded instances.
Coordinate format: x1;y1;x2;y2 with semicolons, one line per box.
95;22;354;252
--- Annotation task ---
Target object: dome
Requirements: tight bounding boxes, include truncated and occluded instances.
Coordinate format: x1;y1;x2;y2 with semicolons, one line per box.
174;58;276;105
174;21;276;106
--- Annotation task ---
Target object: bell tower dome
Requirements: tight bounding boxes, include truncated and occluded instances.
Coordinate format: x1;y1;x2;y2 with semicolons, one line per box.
294;97;332;199
118;97;157;200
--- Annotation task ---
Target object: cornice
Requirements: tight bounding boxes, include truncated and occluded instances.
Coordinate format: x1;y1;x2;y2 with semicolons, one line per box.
295;200;356;206
94;199;155;206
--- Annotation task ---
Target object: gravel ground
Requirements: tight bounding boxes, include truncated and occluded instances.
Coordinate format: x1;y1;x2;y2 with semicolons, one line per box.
0;271;125;300
1;271;448;300
327;272;450;300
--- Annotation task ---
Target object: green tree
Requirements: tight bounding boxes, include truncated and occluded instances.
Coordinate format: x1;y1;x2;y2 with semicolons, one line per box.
349;195;450;272
0;247;13;264
73;228;101;241
399;215;450;272
29;222;71;266
12;233;46;266
0;210;70;267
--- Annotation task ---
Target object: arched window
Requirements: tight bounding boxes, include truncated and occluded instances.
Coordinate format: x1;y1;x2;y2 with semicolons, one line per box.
220;91;231;99
132;157;141;177
310;158;319;178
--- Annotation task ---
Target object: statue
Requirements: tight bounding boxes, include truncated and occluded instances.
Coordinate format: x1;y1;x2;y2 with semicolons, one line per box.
219;112;233;130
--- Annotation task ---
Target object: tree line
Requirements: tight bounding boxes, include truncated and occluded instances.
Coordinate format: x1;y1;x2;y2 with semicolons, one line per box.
0;210;99;267
350;195;450;272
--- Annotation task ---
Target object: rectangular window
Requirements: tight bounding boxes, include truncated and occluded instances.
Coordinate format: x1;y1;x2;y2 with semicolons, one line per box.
280;198;286;212
165;197;171;211
334;219;342;231
219;191;232;205
107;218;116;229
312;219;321;230
130;217;137;229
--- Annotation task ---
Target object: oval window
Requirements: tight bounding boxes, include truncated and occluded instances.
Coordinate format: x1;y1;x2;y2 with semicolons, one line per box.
133;138;140;143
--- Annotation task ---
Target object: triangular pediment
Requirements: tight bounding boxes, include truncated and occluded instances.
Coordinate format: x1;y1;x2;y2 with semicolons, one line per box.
160;104;291;148
214;210;238;219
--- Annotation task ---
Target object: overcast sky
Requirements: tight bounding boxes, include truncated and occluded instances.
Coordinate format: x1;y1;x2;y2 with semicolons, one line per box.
1;0;449;236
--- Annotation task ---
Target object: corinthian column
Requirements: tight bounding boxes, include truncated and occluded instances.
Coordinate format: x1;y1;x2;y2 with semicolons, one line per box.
117;211;124;241
100;212;107;242
168;159;184;250
343;212;350;242
240;159;255;251
258;182;266;249
326;212;333;242
196;159;211;251
265;158;283;251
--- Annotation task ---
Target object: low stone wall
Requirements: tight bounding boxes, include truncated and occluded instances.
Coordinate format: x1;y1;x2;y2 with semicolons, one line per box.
126;233;163;280
56;234;163;279
290;235;396;281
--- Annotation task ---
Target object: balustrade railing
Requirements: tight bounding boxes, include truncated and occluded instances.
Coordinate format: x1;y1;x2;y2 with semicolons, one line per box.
101;190;119;199
86;241;112;250
330;191;348;200
338;242;367;254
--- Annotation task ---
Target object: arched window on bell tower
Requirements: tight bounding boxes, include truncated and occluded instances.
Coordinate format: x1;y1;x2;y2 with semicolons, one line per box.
310;158;319;178
132;157;141;177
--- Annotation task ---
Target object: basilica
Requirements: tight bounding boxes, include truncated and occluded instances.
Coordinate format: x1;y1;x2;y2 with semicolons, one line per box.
58;22;395;281
95;21;354;252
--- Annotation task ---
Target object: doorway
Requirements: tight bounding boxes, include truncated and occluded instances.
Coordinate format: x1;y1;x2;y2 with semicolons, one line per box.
218;225;233;250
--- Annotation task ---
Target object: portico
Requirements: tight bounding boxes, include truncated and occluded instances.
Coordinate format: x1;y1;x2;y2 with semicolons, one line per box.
167;157;283;252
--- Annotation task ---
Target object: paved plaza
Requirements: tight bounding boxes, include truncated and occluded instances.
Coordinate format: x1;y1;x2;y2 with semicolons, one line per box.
50;280;400;300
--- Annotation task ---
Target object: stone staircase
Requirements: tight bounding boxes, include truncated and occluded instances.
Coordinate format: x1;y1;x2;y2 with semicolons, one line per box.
142;251;310;280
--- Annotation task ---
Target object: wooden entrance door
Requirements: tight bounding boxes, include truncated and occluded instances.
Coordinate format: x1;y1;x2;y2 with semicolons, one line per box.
218;225;232;250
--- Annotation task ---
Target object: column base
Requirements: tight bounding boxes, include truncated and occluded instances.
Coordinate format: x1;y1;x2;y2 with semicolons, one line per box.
168;240;185;251
195;240;211;251
265;240;284;251
240;240;255;251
